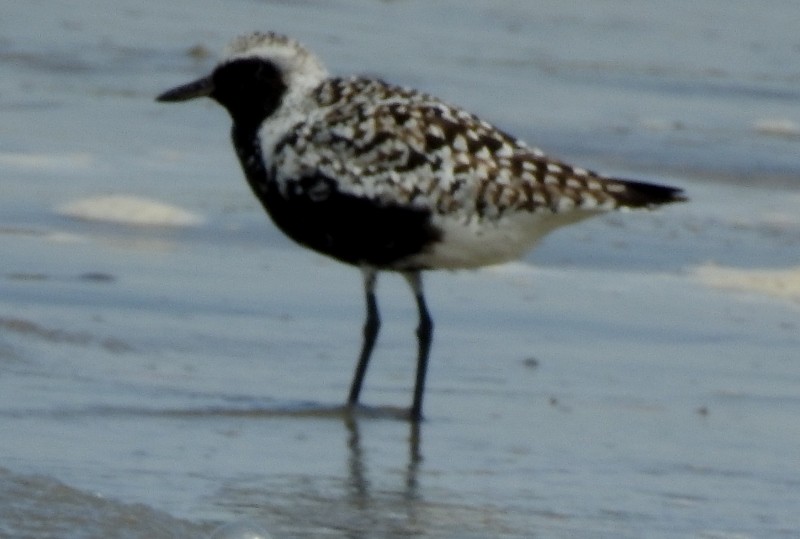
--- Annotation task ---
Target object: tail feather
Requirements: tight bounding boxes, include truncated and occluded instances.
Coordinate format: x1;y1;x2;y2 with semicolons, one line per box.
609;178;687;209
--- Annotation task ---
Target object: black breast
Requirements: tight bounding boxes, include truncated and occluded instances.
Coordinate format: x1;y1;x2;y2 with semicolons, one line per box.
232;127;441;269
262;173;442;269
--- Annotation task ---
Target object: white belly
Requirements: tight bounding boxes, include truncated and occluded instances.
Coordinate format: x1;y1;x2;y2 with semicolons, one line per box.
400;209;599;270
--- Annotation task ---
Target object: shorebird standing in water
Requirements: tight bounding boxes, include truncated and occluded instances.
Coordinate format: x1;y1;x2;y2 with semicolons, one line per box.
157;32;686;421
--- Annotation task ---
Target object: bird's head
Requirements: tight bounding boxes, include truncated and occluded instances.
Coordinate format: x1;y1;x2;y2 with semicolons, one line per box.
157;32;327;129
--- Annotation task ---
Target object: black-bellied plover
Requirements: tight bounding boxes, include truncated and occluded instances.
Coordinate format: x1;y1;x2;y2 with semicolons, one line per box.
157;31;686;421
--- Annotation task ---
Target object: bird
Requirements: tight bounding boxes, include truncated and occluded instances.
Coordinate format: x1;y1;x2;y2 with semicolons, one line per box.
157;31;686;421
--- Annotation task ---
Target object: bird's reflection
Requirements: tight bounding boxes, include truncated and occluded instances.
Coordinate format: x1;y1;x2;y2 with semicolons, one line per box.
406;420;422;499
343;409;422;511
200;403;430;537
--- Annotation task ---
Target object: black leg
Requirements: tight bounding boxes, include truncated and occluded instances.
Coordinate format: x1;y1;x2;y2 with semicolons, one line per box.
404;271;433;422
348;268;380;406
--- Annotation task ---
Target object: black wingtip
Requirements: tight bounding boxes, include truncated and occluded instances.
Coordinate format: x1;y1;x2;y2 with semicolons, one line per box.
615;179;688;208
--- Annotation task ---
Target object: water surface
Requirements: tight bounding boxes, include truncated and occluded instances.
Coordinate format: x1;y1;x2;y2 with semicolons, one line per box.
2;1;799;537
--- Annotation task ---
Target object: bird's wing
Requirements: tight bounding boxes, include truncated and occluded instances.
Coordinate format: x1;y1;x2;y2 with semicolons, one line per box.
272;94;681;222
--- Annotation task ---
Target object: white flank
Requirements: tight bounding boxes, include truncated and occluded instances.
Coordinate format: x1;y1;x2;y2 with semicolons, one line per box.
402;210;597;270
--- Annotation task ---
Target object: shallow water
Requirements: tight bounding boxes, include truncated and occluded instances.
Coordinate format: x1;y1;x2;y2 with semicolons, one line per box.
2;1;800;538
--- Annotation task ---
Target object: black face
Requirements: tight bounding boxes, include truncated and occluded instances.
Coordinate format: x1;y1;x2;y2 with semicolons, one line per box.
210;58;287;130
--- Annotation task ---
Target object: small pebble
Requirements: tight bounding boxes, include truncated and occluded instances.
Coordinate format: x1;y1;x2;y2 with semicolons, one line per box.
522;357;539;369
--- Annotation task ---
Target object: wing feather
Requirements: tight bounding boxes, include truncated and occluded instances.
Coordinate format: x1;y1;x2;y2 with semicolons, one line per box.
271;79;683;223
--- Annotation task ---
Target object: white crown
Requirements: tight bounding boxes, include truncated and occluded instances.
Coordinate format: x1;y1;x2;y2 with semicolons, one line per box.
224;31;328;94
